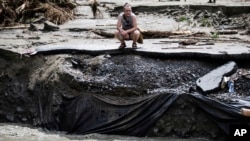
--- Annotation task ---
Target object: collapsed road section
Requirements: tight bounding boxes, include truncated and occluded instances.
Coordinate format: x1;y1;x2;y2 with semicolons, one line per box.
1;48;250;140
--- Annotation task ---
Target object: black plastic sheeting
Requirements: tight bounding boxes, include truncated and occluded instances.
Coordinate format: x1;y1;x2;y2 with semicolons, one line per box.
57;92;250;137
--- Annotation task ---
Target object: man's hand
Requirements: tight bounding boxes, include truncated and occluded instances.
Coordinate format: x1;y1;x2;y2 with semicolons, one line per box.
120;30;128;36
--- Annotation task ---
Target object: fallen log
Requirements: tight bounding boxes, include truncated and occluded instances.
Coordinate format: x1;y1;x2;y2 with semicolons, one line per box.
179;39;198;45
141;30;193;39
152;40;180;44
211;30;238;35
168;32;207;38
0;24;28;30
153;40;214;46
218;25;245;30
161;46;203;49
169;36;242;43
92;30;114;38
69;28;94;32
196;42;215;46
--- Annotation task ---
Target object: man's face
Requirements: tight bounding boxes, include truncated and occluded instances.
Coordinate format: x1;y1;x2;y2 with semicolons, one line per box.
124;6;132;17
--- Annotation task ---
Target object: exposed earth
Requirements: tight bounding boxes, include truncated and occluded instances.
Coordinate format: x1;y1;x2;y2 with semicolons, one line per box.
1;0;250;141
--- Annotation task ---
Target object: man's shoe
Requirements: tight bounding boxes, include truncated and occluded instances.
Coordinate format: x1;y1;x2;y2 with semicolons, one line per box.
119;42;126;50
132;42;137;49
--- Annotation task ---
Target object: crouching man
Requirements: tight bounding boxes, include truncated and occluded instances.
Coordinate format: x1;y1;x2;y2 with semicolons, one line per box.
114;3;140;49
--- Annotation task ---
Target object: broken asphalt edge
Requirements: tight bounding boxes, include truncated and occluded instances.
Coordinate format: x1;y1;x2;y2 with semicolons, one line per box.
29;48;250;60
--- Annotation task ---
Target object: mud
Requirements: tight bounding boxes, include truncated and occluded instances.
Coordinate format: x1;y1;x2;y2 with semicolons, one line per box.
0;124;209;141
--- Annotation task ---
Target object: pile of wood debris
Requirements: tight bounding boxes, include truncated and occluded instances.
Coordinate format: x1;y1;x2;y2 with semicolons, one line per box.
0;0;76;26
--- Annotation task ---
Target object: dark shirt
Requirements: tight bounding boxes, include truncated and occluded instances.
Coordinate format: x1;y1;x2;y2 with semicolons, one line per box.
119;12;136;30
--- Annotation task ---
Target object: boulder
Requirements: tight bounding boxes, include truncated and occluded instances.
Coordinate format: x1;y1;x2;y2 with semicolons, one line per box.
196;61;237;94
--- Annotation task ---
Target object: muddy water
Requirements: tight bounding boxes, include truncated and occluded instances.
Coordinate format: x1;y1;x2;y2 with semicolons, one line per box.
0;123;210;141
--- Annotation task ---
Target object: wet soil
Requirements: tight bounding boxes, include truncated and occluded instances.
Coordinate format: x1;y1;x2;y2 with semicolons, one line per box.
0;123;209;141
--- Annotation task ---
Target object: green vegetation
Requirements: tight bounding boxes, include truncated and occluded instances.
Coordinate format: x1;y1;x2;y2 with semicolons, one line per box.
176;15;193;31
200;18;212;27
211;31;219;39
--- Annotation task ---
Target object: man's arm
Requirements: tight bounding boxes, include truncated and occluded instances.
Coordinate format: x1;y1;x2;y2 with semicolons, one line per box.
117;16;123;33
117;15;128;36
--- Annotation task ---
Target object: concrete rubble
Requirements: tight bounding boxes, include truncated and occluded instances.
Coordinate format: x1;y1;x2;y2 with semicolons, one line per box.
196;61;238;94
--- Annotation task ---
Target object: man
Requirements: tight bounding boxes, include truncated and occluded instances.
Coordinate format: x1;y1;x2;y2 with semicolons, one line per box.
114;3;140;49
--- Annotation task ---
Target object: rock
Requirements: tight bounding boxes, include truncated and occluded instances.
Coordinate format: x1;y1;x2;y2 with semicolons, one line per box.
6;115;15;122
21;117;28;122
16;107;24;112
196;61;238;94
43;21;59;32
29;23;38;31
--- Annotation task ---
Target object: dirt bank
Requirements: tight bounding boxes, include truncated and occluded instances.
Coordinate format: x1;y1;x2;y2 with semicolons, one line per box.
1;49;250;140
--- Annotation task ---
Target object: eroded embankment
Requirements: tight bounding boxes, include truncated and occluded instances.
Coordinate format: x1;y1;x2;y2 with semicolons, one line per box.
1;49;250;140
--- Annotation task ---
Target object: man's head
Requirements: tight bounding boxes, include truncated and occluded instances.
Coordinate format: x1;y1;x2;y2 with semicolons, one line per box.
123;3;132;17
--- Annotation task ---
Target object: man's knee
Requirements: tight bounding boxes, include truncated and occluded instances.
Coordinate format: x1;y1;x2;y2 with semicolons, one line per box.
114;31;122;39
114;31;119;37
133;30;140;36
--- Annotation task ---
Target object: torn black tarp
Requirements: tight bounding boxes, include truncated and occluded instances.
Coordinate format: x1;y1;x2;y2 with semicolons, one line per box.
55;92;250;137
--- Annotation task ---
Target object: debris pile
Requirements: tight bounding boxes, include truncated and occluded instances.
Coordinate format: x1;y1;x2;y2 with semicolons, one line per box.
157;6;250;34
0;0;76;26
